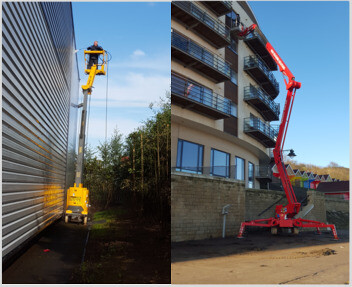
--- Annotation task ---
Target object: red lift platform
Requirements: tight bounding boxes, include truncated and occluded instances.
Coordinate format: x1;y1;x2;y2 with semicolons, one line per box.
234;24;338;240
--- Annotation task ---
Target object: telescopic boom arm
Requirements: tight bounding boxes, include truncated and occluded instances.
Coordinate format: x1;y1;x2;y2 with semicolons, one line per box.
236;24;338;240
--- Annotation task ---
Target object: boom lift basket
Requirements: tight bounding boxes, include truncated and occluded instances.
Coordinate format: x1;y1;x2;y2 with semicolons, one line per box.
84;50;106;75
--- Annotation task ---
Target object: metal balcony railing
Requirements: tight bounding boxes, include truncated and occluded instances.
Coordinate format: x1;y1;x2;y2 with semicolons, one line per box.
172;165;244;180
171;73;235;116
245;29;267;44
244;85;280;118
244;117;278;142
255;165;272;179
172;31;231;78
244;29;277;71
203;1;232;16
244;55;279;94
173;1;230;40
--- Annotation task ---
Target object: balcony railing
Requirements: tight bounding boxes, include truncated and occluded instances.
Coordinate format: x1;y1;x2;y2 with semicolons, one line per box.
244;29;277;71
171;73;235;119
172;1;230;48
172;165;243;180
172;31;232;82
244;55;279;97
244;85;280;121
202;1;232;16
255;165;272;180
244;117;278;147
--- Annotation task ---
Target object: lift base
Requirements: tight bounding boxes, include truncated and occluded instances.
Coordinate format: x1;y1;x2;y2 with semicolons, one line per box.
237;217;338;240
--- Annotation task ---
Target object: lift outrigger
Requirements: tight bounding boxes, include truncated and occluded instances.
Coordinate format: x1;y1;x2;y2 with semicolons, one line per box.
235;24;339;240
65;50;107;224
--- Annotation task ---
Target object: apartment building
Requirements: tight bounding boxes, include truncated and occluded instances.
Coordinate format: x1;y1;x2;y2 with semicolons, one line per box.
171;1;279;189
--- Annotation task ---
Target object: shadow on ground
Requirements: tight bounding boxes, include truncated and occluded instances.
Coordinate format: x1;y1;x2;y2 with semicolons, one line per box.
2;220;88;284
172;229;349;263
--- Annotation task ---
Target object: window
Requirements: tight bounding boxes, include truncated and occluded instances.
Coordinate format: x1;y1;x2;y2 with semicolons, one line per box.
248;162;254;188
211;149;230;177
176;139;203;174
235;157;245;180
228;38;238;54
230;70;238;85
226;11;240;28
230;102;237;117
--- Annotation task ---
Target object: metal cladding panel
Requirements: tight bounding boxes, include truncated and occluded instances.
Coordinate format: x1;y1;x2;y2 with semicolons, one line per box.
2;2;79;258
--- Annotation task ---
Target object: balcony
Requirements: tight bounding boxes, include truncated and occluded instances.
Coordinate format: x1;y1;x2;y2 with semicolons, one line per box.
172;1;230;48
244;56;280;98
244;85;280;121
172;31;231;83
244;117;278;148
255;165;273;183
171;73;234;119
202;1;232;16
244;29;277;71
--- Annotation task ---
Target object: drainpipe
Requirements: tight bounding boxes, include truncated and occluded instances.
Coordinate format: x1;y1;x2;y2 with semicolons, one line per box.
222;204;232;238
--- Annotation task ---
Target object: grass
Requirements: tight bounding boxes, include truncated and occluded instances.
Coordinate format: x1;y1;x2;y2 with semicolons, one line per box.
90;207;126;239
71;205;170;284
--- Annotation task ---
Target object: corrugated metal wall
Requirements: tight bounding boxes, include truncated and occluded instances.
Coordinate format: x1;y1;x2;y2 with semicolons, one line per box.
2;2;79;258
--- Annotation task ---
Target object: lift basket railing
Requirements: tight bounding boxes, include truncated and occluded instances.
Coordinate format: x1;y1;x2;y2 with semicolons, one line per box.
84;50;106;75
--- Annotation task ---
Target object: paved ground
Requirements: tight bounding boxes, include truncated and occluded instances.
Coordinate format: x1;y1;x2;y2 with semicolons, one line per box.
2;220;88;284
172;229;349;284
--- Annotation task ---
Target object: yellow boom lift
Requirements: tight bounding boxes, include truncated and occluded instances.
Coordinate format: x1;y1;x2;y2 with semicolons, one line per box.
65;50;107;224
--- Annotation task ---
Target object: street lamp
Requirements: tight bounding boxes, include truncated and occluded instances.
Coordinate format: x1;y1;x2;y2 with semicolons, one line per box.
283;149;296;159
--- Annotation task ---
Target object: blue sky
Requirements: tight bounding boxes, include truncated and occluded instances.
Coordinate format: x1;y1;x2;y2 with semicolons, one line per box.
72;1;349;168
249;1;349;168
72;2;170;149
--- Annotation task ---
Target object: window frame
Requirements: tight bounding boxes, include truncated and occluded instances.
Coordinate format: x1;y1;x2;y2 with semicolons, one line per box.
176;139;204;174
210;148;230;178
235;156;245;181
248;161;254;188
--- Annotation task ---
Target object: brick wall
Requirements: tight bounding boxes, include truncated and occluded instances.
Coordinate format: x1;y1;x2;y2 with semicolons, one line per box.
171;172;246;242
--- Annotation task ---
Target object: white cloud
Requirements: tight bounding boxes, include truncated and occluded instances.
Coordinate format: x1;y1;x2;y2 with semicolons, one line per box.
86;72;170;108
86;116;141;143
132;49;146;57
109;52;170;72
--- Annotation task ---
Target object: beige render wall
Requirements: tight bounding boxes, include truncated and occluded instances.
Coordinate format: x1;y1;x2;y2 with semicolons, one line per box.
171;121;261;188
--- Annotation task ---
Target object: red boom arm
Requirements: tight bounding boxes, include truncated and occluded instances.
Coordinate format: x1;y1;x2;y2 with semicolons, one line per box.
236;24;338;240
266;42;301;218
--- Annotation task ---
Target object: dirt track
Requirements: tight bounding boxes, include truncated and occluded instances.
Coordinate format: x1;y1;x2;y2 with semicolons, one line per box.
172;229;349;284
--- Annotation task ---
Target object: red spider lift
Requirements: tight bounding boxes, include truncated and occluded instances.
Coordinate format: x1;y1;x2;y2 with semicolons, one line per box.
235;24;339;240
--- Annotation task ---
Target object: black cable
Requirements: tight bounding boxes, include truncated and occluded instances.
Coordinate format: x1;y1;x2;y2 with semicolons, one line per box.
105;60;109;143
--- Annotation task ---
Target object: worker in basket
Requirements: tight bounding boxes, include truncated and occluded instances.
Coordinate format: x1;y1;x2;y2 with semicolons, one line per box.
87;41;104;69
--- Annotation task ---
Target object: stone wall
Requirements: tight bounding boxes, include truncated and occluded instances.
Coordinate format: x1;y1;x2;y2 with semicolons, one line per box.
172;172;246;242
172;173;349;242
245;189;287;220
325;197;349;213
304;190;327;223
